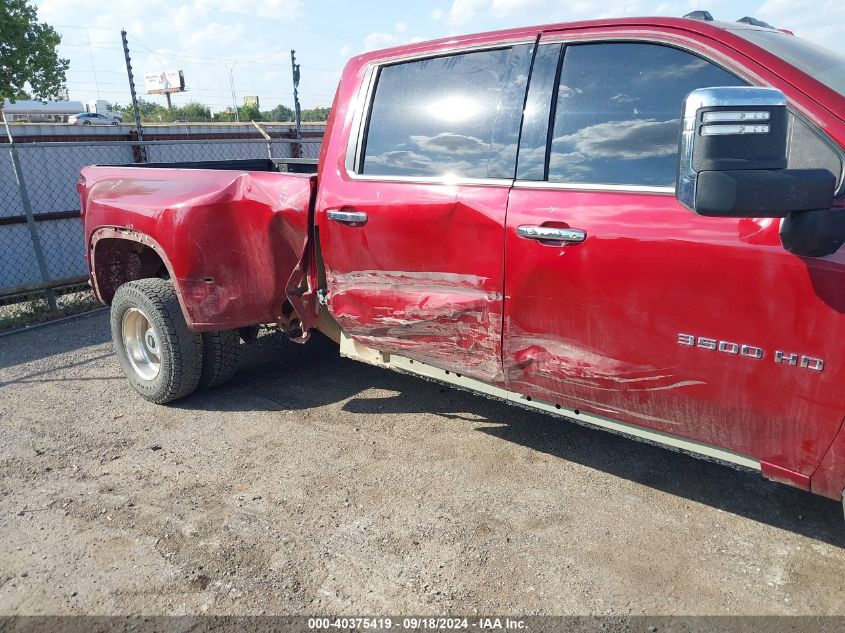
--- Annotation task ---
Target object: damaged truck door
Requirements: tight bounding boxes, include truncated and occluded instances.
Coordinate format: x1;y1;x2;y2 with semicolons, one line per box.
504;35;845;489
316;43;534;383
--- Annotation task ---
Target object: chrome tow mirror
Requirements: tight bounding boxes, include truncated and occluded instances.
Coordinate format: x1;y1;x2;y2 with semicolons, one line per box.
676;86;835;218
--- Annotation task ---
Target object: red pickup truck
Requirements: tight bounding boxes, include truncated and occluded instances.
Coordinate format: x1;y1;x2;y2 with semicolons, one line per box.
78;15;845;507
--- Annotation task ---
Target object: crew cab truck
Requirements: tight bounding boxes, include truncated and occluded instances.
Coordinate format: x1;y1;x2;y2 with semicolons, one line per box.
78;16;845;509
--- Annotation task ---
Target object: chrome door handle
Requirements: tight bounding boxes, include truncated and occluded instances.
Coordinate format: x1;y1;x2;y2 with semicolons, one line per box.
327;209;368;226
517;225;586;243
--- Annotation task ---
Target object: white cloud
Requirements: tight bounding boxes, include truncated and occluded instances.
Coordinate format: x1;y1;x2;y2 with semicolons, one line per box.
446;0;643;26
448;0;488;25
361;20;426;53
192;0;303;20
755;0;845;51
554;118;679;160
185;21;245;51
410;132;489;156
363;31;398;51
431;7;445;20
40;0;302;37
440;0;845;46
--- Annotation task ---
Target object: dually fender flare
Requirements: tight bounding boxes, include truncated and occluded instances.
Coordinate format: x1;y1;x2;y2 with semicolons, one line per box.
89;227;193;327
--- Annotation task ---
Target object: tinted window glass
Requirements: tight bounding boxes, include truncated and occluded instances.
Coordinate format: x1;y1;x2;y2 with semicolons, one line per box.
488;44;534;178
549;43;745;186
734;29;845;98
362;47;529;179
517;44;562;180
788;114;843;193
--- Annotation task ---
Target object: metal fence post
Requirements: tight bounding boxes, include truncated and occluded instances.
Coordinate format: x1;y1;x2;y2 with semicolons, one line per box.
251;121;273;160
291;50;303;158
2;112;58;314
121;29;147;163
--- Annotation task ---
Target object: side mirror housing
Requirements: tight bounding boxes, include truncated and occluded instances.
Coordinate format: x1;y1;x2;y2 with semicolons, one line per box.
676;87;835;218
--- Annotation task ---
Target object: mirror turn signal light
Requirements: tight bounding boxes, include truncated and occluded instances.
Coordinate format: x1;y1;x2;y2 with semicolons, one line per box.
701;123;770;136
702;110;770;122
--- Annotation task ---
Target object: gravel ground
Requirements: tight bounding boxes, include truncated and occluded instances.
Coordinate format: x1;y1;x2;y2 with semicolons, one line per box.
1;311;845;616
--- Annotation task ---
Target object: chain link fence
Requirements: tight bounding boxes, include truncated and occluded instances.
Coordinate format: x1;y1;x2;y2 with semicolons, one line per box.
0;127;323;332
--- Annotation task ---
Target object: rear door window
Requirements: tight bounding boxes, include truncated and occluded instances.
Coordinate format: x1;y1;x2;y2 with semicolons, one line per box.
362;45;532;180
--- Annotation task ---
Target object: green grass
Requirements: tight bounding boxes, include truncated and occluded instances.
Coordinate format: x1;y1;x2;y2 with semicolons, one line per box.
0;285;102;333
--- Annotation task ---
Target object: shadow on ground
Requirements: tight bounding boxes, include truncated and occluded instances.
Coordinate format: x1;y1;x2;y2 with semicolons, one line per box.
175;331;845;548
4;311;842;545
0;310;111;372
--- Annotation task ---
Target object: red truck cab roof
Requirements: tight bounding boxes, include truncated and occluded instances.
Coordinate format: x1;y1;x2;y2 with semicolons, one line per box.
344;16;845;128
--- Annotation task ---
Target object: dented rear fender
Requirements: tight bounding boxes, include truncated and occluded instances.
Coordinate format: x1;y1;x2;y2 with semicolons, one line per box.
81;166;316;331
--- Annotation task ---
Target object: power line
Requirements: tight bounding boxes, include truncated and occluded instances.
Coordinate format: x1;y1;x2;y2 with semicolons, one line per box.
58;42;124;51
62;29;344;71
66;69;125;75
131;43;330;69
63;16;366;42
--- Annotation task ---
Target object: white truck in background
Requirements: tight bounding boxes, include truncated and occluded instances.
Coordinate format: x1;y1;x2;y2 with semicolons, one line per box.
86;100;121;121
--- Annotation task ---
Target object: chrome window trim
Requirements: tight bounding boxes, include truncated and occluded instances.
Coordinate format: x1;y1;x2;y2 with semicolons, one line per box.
345;65;377;174
347;173;514;188
344;38;537;184
513;180;675;195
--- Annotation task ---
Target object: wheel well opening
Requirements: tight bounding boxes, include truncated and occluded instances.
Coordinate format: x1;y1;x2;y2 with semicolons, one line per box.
93;238;168;304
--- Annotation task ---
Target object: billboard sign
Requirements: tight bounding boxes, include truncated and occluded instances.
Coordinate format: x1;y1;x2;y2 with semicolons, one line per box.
243;96;259;109
144;70;185;95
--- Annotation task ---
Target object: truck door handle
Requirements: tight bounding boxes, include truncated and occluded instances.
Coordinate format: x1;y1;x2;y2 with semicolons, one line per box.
327;209;368;226
517;225;586;243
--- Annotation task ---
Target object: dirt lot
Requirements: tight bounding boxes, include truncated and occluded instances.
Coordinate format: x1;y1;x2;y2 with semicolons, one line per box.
1;310;845;616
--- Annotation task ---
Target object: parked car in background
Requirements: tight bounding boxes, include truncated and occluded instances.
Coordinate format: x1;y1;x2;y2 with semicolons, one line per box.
78;14;845;513
69;112;122;126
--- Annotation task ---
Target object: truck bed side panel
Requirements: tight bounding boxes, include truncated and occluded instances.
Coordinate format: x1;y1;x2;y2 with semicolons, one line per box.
80;167;315;331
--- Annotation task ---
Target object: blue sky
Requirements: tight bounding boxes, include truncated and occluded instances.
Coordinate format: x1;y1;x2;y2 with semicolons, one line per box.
33;0;843;112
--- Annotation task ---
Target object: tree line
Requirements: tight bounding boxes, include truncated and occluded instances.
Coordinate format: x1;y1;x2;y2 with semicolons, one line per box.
116;99;331;123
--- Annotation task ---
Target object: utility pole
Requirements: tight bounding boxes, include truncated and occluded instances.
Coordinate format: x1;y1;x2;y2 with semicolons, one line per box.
228;63;239;122
121;29;144;142
290;50;302;157
290;50;302;138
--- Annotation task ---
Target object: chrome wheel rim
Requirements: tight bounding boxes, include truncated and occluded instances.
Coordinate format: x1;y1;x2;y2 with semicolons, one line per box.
122;308;161;380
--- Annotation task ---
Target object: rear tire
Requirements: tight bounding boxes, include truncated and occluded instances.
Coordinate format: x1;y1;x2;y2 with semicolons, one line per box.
110;278;203;404
198;330;241;391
